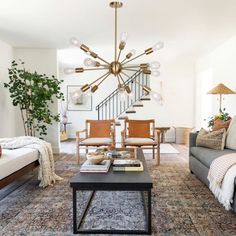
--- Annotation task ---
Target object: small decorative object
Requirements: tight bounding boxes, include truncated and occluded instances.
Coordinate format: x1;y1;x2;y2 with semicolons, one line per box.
87;153;104;164
207;83;235;112
208;108;231;131
60;102;68;124
67;85;92;111
0;145;2;158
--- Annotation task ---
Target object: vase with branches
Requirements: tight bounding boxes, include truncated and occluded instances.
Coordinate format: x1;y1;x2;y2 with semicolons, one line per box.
4;60;64;137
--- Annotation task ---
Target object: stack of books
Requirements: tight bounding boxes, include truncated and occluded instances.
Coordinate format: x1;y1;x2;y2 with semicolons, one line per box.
105;150;131;159
80;160;111;173
113;160;143;172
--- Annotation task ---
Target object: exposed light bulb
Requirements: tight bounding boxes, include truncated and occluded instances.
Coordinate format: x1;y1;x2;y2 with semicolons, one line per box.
151;70;160;77
84;58;95;67
120;32;128;43
64;68;75;74
150;91;162;102
149;61;160;70
70;37;82;47
152;42;164;51
129;49;136;56
119;87;127;102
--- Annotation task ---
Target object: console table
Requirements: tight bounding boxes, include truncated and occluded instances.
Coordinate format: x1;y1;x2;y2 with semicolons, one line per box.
70;149;153;234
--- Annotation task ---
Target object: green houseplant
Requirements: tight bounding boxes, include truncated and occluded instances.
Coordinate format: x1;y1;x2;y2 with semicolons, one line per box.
207;108;231;130
4;60;64;137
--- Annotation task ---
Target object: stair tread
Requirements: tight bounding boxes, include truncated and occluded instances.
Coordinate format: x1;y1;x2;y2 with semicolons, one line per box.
140;97;151;101
126;111;136;113
118;116;128;120
133;104;144;107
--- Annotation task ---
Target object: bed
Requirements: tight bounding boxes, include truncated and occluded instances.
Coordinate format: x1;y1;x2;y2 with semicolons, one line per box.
0;148;39;188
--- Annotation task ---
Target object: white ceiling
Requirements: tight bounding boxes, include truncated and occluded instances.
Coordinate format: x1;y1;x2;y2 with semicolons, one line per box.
1;0;236;59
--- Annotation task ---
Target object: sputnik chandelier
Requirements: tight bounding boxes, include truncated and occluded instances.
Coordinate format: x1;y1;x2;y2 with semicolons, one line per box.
65;1;164;98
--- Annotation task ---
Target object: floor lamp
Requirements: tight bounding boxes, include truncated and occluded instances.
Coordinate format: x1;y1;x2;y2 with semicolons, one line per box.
207;83;235;112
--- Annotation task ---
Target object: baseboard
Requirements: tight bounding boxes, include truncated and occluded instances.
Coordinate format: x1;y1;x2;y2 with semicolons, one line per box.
52;146;60;154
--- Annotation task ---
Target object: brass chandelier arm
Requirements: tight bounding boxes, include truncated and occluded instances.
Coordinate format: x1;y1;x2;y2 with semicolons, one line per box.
117;75;122;86
120;57;127;64
117;73;126;85
117;48;122;62
122;52;146;65
123;68;140;72
83;67;109;72
97;72;111;86
120;70;141;79
96;55;110;65
122;65;141;69
89;72;111;86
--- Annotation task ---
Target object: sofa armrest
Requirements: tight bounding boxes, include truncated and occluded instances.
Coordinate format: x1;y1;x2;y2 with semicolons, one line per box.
189;132;198;157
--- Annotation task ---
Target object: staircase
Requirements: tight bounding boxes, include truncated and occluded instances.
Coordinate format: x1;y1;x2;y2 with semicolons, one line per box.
96;71;150;121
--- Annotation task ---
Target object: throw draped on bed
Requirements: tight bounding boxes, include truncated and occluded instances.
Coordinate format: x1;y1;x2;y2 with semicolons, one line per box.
0;136;63;188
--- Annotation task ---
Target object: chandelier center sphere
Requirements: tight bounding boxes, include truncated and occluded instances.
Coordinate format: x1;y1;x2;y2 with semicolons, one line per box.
110;61;122;75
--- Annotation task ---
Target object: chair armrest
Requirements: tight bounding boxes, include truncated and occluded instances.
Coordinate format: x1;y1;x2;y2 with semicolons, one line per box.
189;132;198;149
76;129;87;142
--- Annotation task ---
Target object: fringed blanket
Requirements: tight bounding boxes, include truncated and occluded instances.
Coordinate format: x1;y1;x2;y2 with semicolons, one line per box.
207;153;236;210
0;136;63;188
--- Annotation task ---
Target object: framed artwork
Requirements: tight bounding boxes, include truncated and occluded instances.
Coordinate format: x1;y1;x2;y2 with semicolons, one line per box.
67;85;92;111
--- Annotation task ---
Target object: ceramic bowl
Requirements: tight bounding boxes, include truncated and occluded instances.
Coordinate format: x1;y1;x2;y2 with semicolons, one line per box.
87;153;104;164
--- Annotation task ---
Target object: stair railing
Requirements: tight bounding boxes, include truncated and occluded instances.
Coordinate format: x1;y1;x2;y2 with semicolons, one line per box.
96;71;150;120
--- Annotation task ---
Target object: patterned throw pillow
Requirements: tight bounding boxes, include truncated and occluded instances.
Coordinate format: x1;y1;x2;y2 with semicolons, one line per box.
196;128;226;150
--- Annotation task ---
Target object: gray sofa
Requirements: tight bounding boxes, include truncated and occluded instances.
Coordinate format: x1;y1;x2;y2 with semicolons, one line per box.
189;132;236;212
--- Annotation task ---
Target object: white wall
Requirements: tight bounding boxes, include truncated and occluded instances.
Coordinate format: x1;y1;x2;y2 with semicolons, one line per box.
196;35;236;130
58;45;196;142
0;40;16;138
14;48;60;152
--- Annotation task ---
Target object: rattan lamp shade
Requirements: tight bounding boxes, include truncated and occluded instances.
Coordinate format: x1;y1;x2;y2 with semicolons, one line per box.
207;83;235;112
207;83;235;95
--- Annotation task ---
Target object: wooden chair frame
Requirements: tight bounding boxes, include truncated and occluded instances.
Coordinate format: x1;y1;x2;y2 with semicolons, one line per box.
121;119;161;165
76;120;116;164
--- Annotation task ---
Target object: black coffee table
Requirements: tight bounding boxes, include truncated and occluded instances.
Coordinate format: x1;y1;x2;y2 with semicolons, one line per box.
70;149;153;235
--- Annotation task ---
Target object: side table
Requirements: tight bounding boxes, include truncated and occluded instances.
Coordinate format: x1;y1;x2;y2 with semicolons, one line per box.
155;127;170;143
60;122;72;141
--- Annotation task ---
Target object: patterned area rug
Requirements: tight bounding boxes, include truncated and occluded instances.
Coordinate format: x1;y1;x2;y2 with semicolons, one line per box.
1;150;236;235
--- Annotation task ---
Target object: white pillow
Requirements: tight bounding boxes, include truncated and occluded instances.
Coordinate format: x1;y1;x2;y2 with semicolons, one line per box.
226;116;236;150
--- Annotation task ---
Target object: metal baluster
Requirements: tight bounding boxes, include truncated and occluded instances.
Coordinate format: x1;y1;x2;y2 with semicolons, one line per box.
116;93;118;118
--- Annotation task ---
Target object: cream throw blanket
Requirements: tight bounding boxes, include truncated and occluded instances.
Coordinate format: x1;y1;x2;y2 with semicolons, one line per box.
0;136;63;188
207;153;236;210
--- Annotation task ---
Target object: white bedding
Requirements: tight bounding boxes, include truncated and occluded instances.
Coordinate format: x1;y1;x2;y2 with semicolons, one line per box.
0;148;38;180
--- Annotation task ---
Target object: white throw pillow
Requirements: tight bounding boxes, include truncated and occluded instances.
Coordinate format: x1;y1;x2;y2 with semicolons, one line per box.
226;116;236;150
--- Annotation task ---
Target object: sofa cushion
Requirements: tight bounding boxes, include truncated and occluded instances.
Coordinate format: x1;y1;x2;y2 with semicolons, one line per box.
226;116;236;150
196;128;226;150
190;146;236;168
80;138;112;145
